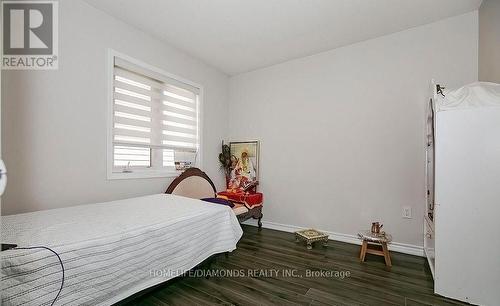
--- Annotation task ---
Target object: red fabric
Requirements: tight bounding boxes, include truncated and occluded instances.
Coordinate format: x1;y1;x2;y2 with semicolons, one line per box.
217;191;263;208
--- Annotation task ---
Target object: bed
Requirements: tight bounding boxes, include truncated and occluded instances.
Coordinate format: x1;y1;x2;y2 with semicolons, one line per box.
0;172;243;306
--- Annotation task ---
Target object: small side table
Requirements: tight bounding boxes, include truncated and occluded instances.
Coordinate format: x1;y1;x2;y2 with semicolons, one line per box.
295;229;329;250
358;230;392;267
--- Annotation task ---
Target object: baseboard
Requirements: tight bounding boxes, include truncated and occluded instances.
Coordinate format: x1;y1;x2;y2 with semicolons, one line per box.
243;219;424;257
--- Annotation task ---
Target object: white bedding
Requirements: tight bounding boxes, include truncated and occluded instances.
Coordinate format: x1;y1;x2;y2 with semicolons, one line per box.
0;194;243;305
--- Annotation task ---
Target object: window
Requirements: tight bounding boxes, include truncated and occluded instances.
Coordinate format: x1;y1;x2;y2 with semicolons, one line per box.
108;51;201;179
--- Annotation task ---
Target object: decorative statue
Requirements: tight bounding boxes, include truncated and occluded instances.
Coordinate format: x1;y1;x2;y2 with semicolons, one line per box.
237;149;256;181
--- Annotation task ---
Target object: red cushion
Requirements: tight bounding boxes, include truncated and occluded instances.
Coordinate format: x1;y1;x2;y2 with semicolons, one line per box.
217;191;263;207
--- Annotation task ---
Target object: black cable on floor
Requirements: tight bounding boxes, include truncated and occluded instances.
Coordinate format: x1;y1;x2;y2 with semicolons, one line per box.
13;246;65;306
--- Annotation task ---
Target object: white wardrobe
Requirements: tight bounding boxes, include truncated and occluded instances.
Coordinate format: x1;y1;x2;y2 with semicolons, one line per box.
425;82;500;305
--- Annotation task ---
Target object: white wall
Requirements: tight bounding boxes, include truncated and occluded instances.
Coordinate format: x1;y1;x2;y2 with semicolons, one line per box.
479;0;500;83
1;0;229;215
228;12;478;247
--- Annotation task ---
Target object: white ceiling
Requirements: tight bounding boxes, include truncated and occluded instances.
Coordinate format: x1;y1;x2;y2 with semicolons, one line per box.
84;0;482;76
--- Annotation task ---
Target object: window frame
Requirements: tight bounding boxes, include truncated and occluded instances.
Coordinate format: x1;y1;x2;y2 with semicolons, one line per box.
107;49;203;180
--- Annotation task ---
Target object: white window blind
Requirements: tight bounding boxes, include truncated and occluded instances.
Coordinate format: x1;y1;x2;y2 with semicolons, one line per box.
111;56;200;173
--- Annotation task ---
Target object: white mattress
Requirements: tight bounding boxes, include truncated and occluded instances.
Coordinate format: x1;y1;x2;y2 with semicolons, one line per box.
0;194;243;305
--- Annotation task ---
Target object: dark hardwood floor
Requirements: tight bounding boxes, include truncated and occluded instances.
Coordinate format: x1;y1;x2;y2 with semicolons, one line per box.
120;225;467;306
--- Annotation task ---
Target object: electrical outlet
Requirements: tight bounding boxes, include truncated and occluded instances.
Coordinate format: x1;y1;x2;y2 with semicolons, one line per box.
402;206;412;219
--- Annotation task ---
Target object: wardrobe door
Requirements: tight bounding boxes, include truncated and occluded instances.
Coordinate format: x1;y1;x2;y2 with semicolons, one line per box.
425;98;435;220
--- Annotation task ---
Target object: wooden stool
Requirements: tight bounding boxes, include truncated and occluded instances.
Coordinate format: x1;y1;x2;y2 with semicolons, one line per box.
358;231;392;267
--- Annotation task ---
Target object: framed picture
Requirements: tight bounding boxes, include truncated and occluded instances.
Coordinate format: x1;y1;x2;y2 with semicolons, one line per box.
228;141;259;190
